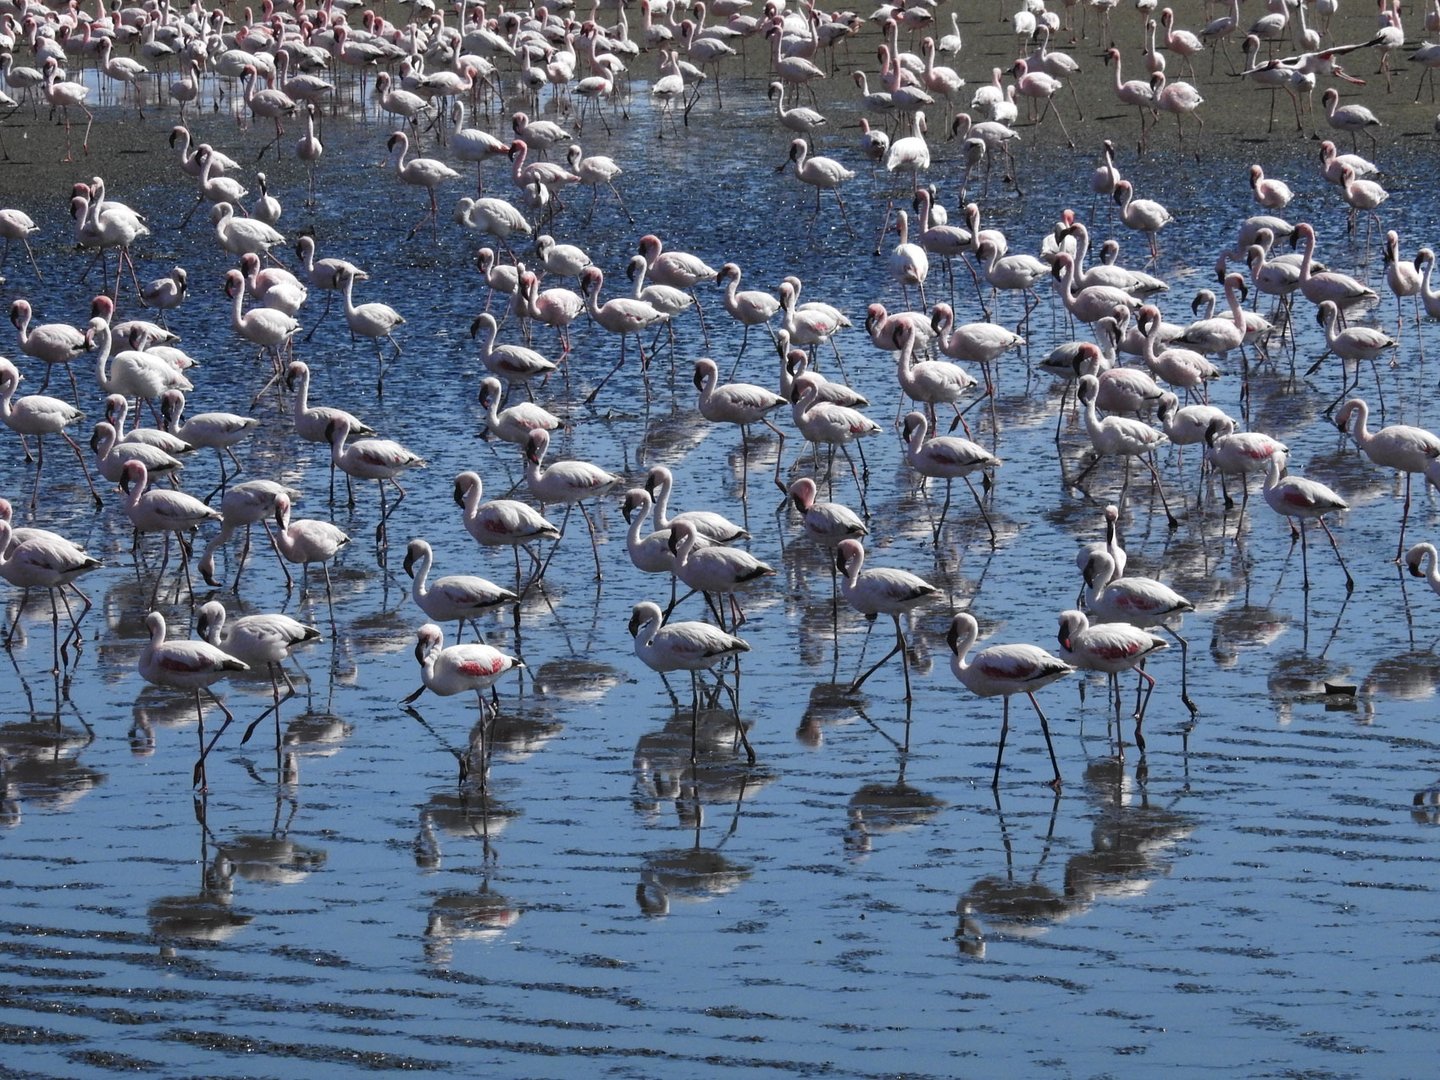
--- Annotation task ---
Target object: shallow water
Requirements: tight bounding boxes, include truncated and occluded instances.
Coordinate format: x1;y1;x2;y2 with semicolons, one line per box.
3;6;1440;1077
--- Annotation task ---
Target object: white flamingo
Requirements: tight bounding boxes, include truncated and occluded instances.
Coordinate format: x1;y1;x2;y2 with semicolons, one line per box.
137;610;248;790
835;537;938;700
947;612;1075;789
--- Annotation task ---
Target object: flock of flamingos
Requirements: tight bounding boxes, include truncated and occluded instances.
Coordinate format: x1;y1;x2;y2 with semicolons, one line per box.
3;0;1440;804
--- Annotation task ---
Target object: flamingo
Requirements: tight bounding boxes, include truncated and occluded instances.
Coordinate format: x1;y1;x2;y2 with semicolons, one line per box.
1291;222;1378;313
891;319;978;434
0;360;101;509
1204;420;1289;534
1261;451;1353;592
158;389;258;497
401;623;523;790
1248;164;1292;210
524;428;623;580
628;601;753;767
0;209;41;283
1074;374;1179;529
1074;503;1128;605
715;262;780;360
89;319;192;428
294;237;367;340
1056;610;1168;754
198;479;302;591
1320;87;1381;154
787;478;868;551
196;600;320;765
1307;300;1397;410
565;143;634;225
1334;398;1440;560
947;611;1074;788
1151;72;1205;155
0;519;100;671
886;208;929;311
325;416;426;558
222;268;297;403
1104;48;1156;147
477;377;563;446
1010;59;1074;146
1084;549;1196;716
40;57;93;161
209;203;283;261
884;111;931;190
387;130;460;241
622;487;709;610
453;471;561;589
295;103;323;207
336;266;404;398
1112;180;1173;261
403;538;516;643
644;464;747;543
777;139;856;234
454;197;533;258
118;458;219;602
578;266;668;404
139;267;188;325
693;357;786;499
929;303;1024;408
520;270;586;355
90;421;185;485
667;519;775;630
1404;543;1440;598
137;611;248;791
470;312;558;390
835;538;938;700
789;372;882;513
449;101;509;195
283;360;374;500
900;411;1000;545
271;492;349;609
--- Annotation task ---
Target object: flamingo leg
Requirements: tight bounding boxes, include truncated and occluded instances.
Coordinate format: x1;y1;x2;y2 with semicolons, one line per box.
1026;690;1064;789
848;614;908;698
1317;515;1354;591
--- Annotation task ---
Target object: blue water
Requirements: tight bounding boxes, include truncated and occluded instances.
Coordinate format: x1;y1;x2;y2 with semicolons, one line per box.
2;6;1440;1076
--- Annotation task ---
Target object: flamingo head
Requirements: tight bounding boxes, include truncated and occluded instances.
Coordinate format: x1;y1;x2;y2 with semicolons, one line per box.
284;361;306;392
692;358;715;392
901;412;925;444
401;540;426;579
414;624;443;664
665;520;695;556
788;477;816;514
90;295;115;321
621;489;650;523
118;458;145;493
628;603;657;639
524;428;549;464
